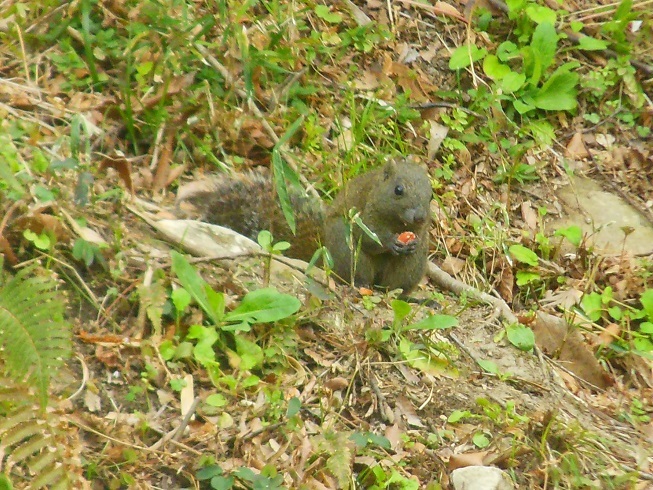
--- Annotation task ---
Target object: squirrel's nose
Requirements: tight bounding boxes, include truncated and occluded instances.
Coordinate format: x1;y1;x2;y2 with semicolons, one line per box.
404;208;426;225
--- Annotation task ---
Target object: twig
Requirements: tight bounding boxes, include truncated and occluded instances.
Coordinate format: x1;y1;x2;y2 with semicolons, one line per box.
66;355;89;402
427;262;518;325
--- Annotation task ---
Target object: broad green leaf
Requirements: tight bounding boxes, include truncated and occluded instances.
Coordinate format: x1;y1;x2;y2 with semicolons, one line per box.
516;270;541;286
404;314;458;331
315;4;343;23
577;36;609;51
501;71;526;93
234;335;264;370
477;359;499;374
640;289;653;321
171;251;224;324
257;230;272;249
581;292;603;322
448;409;471;423
449;45;487;70
391;299;412;326
554;225;583;247
187;325;218;365
530;23;558;70
159;340;175;361
639;322;653;335
513;98;535;114
206;393;228;407
225;287;301;325
525;4;557;24
608;306;622;321
508;244;539;266
497;41;519;62
633;337;653;352
398;337;454;376
533;69;579;111
196;465;223;480
287;397;301;417
171;287;191;315
473;432;491;448
483;55;511;80
505;323;535;351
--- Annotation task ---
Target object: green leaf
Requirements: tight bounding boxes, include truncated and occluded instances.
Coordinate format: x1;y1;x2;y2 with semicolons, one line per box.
234;335;264;370
272;151;297;235
196;465;223;480
225;288;301;328
516;270;541;286
187;325;218;365
500;71;526;93
530;23;558;71
352;212;382;246
633;337;653;352
0;267;72;407
171;287;192;315
608;306;622;321
315;4;343;23
483;55;511;80
206;394;228;407
23;230;51;251
525;4;557;25
640;289;653;322
508;244;539;266
404;314;458;331
473;432;491;448
477;359;499;374
577;36;609;51
449;45;487;70
272;115;305;235
391;299;412;326
497;41;520;62
581;292;603;322
513;98;535;114
639;322;653;335
257;230;272;250
448;409;471;423
532;68;579;111
159;340;176;361
287;397;301;417
554;225;583;247
171;251;224;324
505;323;535;351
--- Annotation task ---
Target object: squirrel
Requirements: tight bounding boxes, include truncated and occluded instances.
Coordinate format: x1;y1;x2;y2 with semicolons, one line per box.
176;158;432;293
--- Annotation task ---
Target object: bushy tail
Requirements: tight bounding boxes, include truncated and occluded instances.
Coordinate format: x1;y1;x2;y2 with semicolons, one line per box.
176;173;324;262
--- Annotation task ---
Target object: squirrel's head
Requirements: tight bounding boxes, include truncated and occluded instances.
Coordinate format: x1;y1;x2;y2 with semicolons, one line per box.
379;158;432;229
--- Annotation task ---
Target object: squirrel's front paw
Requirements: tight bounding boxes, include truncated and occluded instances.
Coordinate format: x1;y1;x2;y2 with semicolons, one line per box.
389;236;418;255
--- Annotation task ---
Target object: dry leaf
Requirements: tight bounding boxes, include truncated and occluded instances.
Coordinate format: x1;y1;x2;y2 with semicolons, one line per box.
441;256;465;275
521;200;538;232
99;155;135;194
532;312;612;389
595;322;621;347
449;451;490;470
324;377;349;391
565;132;590;158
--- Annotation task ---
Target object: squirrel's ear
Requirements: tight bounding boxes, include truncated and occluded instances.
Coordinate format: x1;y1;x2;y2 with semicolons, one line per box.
382;159;399;180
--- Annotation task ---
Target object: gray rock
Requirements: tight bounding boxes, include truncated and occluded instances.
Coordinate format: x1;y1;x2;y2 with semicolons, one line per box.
451;466;514;490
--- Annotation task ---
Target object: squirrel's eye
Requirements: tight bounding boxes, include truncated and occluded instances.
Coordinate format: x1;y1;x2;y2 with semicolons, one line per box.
394;185;404;196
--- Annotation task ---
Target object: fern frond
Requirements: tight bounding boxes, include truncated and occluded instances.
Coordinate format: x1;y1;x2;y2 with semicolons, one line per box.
0;382;83;489
0;266;72;407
